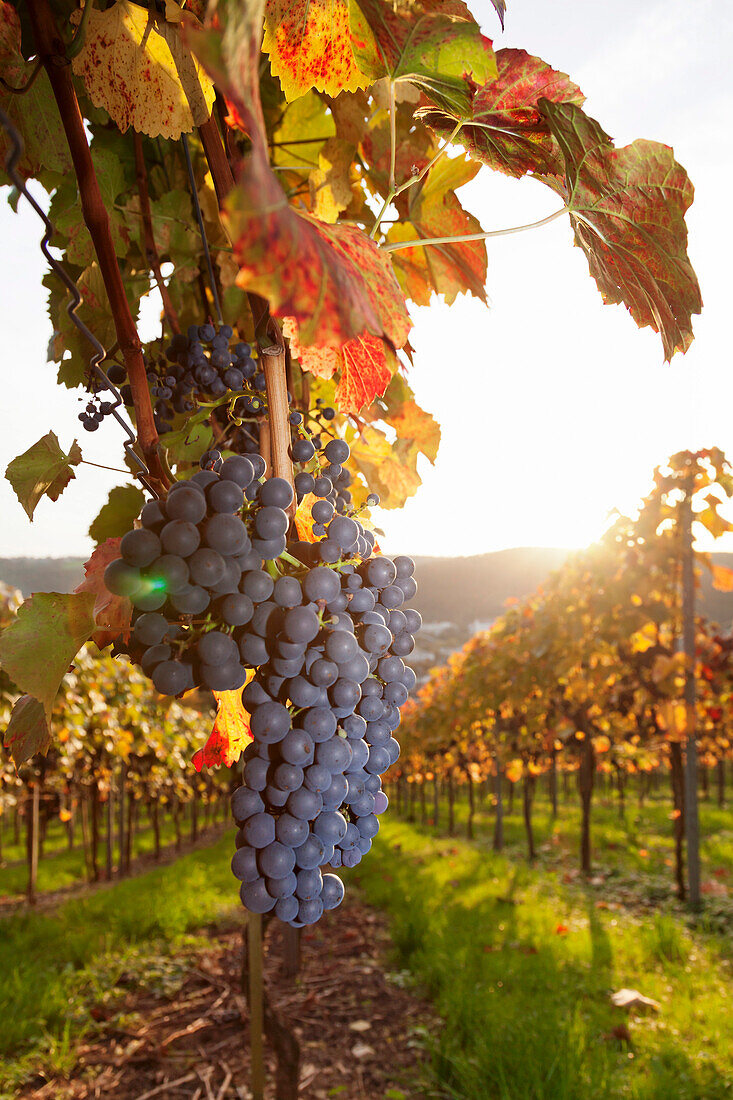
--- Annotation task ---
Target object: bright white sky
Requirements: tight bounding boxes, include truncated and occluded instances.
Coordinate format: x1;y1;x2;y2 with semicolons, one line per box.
1;0;731;560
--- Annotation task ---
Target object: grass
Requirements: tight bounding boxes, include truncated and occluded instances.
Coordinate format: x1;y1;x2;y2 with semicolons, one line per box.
0;808;222;899
2;784;732;1099
0;831;238;1090
350;795;733;1100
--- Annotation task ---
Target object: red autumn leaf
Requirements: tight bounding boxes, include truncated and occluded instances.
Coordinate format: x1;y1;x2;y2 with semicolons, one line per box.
75;538;132;649
418;48;584;180
192;685;253;771
539;101;702;360
335;334;394;413
555;923;569;935
263;0;371;101
3;695;51;768
224;145;411;351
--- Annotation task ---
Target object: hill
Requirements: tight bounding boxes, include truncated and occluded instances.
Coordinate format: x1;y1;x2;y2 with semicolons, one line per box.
2;547;733;633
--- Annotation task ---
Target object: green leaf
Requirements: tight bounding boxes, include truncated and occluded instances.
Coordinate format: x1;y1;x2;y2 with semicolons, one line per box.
0;593;96;717
0;3;72;177
5;431;83;520
89;485;146;545
351;0;496;114
539;100;702;360
3;694;51;767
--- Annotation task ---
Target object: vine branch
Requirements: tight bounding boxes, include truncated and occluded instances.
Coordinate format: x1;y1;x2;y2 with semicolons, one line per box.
133;132;180;336
26;0;167;489
370;99;462;240
381;206;569;252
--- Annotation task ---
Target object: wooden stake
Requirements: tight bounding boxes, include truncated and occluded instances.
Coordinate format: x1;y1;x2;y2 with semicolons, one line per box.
248;913;265;1100
262;345;296;513
27;784;40;905
681;478;701;910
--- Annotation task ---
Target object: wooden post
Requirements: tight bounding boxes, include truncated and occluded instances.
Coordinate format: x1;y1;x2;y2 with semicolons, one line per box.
717;758;725;807
550;748;558;819
117;761;126;878
27;784;40;905
670;742;686;899
578;736;595;874
466;769;475;840
681;480;701;910
106;779;114;881
432;774;440;828
493;761;504;852
248;914;265;1100
447;773;455;836
282;925;301;979
522;771;536;862
261;346;296;511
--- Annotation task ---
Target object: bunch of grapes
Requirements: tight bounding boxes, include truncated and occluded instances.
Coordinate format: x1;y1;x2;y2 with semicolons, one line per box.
103;324;262;436
103;409;419;927
230;549;419;926
103;450;288;694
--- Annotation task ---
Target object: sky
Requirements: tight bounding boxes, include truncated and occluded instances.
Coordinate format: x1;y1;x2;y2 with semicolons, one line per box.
1;0;732;561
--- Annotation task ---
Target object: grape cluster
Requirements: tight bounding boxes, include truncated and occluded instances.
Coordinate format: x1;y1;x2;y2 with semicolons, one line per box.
103;450;296;694
103;409;418;927
105;324;262;436
78;395;115;433
230;551;420;926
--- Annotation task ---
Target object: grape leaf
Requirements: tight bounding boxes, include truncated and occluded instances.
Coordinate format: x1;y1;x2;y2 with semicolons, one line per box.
389;397;441;463
335;334;395;413
75;538;133;649
3;694;51;767
310;137;358;223
294;493;320;542
89;485;146;546
539;101;702;360
285;320;397;411
192;684;253;770
224;145;411;349
0;1;71;176
418;49;584;180
0;593;96;717
712;565;733;593
349;424;421;508
389;154;487;304
489;0;506;30
70;0;215;139
351;0;496;114
5;431;82;521
263;0;372;101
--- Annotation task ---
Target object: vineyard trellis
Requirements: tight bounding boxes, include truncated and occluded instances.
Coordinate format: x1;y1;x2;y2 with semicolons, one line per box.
391;451;733;904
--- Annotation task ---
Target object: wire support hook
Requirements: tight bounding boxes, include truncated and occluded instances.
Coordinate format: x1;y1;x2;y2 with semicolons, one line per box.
0;106;158;498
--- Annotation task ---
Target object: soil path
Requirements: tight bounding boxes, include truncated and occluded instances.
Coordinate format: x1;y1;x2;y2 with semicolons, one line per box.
20;897;436;1100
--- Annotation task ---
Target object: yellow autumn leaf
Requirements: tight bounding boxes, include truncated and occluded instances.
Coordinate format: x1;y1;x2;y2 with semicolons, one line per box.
712;564;733;592
630;623;657;653
390;399;441;464
192;678;254;770
71;1;215;139
505;759;523;783
294;493;320;543
310;137;357;224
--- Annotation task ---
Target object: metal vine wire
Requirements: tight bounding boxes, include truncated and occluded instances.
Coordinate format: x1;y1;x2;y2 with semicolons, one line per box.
0;106;157;497
181;133;223;326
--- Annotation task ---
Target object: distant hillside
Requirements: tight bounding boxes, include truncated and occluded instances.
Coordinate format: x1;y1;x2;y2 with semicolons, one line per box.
0;558;85;596
2;548;733;633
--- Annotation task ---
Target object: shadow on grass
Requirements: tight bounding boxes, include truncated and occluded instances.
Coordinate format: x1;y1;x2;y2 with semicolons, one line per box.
353;820;732;1100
